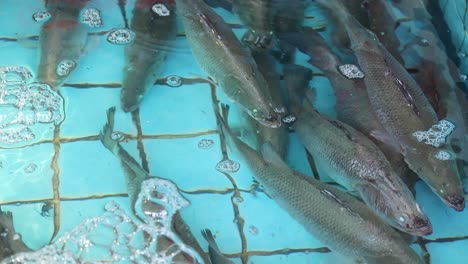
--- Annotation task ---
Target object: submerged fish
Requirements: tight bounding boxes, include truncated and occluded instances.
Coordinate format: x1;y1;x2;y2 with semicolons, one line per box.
247;51;288;158
285;64;431;236
216;104;423;264
201;229;234;264
99;107;209;263
317;0;465;211
231;0;276;50
0;209;31;260
37;0;88;90
177;0;282;128
120;0;177;112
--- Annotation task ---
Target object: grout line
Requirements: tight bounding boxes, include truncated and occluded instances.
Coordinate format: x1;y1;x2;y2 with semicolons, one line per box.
49;124;62;243
209;83;249;264
131;109;150;173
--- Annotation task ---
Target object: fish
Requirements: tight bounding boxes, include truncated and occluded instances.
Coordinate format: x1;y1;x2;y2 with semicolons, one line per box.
176;0;282;128
201;229;235;264
37;0;89;90
285;64;432;236
231;0;276;50
247;51;288;158
99;107;209;264
215;104;424;264
0;209;31;260
316;0;465;211
120;0;177;112
280;27;419;191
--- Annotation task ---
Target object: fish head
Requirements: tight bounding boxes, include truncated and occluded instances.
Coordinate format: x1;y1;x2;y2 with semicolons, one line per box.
247;106;283;128
406;148;465;211
358;175;432;236
120;63;154;113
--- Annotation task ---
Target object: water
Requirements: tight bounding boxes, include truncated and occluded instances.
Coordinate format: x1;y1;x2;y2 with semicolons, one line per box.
0;0;467;263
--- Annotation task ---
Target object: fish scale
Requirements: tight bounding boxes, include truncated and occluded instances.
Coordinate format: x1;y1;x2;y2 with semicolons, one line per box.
176;0;281;128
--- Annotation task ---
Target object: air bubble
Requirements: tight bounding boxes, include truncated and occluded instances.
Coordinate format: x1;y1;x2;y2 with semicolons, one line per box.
56;60;76;77
111;131;126;142
215;159;240;173
0;66;33;85
32;12;51;22
81;8;102;27
248;225;259;235
412;119;455;147
460;74;467;81
24;163;37;173
107;29;135;45
434;150;451;160
198;139;214;149
152;4;170;16
282;115;296;124
338;64;365;79
165;75;183;87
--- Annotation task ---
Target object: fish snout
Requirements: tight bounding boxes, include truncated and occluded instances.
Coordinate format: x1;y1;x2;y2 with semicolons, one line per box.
411;216;432;236
447;195;465;211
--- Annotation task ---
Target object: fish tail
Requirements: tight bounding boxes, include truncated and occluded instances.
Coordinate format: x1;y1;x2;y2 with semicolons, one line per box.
201;229;221;252
99;107;119;155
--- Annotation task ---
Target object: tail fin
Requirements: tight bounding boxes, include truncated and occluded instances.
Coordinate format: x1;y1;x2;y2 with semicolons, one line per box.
99;107;119;155
201;229;234;264
201;229;221;252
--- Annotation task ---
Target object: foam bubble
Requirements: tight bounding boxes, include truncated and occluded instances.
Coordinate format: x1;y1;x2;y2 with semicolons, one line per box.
338;64;365;79
215;159;240;173
107;29;135;45
152;4;170;16
412;120;455;147
81;8;102;27
56;60;76;77
2;178;203;264
32;12;51;22
198;139;214;149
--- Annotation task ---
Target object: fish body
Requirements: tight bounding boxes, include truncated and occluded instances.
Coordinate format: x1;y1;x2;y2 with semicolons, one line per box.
216;105;423;263
99;107;209;264
201;229;235;264
120;0;177;112
176;0;281;128
232;0;275;50
285;64;431;236
37;0;88;90
247;51;288;157
317;0;465;211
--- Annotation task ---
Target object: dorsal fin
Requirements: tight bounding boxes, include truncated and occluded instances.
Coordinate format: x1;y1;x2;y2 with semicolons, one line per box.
199;13;222;40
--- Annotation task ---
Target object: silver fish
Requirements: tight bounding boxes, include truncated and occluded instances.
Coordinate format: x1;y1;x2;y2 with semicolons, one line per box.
176;0;282;128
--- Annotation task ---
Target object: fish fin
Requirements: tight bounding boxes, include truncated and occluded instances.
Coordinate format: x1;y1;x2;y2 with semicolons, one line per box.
188;72;218;86
260;142;289;168
370;130;403;154
81;35;100;55
99;107;119;155
201;229;221;252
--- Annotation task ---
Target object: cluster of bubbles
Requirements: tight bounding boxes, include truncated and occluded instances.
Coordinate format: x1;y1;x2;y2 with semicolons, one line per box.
434;150;452;161
0;66;65;148
80;8;102;28
2;178;203;264
338;64;365;79
215;159;240;173
412;119;455;148
197;139;214;149
107;29;136;45
56;60;76;77
32;12;51;22
165;75;183;87
152;4;171;16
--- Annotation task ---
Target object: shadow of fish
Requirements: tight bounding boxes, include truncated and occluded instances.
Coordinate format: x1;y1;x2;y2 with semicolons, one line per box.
120;0;177;113
216;104;424;264
36;0;88;91
176;0;282;128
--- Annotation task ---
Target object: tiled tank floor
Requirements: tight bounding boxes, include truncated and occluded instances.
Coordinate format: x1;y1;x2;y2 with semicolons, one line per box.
0;0;467;263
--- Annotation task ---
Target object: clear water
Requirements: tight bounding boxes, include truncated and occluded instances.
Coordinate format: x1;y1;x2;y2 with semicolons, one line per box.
0;0;467;263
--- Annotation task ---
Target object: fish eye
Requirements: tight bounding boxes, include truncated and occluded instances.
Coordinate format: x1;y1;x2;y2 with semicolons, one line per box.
397;213;409;224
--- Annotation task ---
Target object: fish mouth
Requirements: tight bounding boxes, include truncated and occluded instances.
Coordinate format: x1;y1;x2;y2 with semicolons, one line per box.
405;217;432;236
446;196;466;212
248;111;282;128
122;101;139;113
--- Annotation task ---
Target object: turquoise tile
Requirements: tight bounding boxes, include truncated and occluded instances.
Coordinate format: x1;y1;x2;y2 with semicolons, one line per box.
239;192;324;251
0;0;43;36
427;240;468;264
58;140;138;197
0;143;53;202
248;251;333;264
59;88;136;137
180;193;242;254
0;43;37;70
2;203;54;250
139;82;217;134
144;135;233;190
